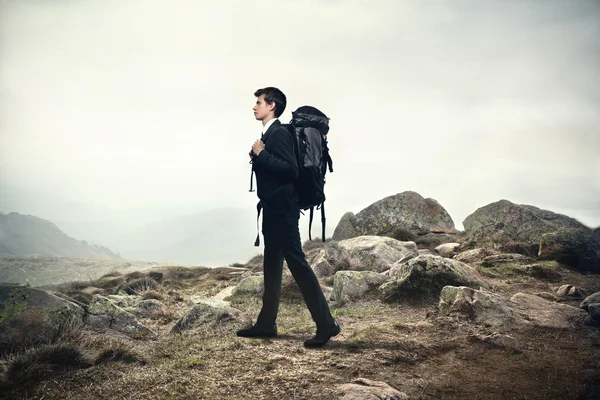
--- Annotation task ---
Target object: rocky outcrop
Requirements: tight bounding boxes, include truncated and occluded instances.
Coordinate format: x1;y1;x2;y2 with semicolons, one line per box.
336;378;409;400
463;200;587;250
440;286;584;328
538;228;600;273
171;298;240;333
380;255;485;301
330;271;389;303
310;236;418;277
0;284;85;351
86;296;156;338
333;191;455;241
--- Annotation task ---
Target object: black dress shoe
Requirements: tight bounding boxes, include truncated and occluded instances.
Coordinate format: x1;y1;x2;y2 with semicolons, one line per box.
304;322;341;348
236;325;277;338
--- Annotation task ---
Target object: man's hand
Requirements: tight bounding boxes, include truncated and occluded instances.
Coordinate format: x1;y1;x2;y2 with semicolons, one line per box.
252;140;265;156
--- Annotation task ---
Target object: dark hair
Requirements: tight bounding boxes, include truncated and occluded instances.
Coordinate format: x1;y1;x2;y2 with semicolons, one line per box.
254;87;287;117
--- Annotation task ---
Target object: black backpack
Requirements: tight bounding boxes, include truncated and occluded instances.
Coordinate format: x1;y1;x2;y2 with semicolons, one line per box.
285;106;333;242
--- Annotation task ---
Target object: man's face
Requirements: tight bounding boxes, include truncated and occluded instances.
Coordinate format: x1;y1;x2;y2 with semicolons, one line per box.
253;94;274;121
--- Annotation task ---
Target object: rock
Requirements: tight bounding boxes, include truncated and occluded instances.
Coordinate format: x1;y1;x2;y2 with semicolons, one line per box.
434;243;461;258
332;191;455;241
171;298;240;333
330;271;389;303
381;255;485;301
212;286;236;302
332;212;360;241
440;286;584;329
0;285;85;351
106;294;142;308
418;249;433;256
588;303;600;321
336;378;409;400
509;293;583;329
481;254;534;267
470;333;521;353
86;296;156;338
81;286;106;295
556;284;585;298
311;236;418;278
439;286;525;326
581;292;600;311
232;275;264;296
538;228;600;272
463;200;587;250
454;248;491;264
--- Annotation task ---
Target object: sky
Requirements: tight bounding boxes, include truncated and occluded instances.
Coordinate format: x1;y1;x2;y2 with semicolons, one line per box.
1;0;599;245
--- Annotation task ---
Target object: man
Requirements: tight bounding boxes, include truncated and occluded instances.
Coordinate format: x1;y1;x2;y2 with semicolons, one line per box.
237;87;340;348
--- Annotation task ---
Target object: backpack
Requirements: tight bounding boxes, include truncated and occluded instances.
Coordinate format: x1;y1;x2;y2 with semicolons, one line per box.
285;106;334;242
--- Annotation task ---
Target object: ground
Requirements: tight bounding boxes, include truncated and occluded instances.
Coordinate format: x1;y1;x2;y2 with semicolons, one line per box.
0;255;599;400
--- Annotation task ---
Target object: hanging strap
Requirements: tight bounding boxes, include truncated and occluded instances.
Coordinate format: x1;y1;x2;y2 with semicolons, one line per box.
308;207;314;241
254;201;262;246
249;169;255;192
321;202;326;242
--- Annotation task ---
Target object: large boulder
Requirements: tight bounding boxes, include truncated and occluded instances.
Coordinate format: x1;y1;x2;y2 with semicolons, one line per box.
440;286;584;328
330;271;389;303
434;243;461;258
310;236;418;277
0;285;85;351
332;191;455;241
86;296;156;338
463;200;588;252
581;292;600;326
336;378;409;400
538;228;600;273
170;298;240;333
380;255;485;301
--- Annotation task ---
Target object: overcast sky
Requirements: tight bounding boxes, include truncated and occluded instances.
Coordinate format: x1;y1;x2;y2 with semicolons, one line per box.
1;0;599;234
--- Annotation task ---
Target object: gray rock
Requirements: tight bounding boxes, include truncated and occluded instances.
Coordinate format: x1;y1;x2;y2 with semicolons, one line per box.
538;228;600;273
381;255;485;301
588;303;600;321
509;293;583;329
0;285;85;351
332;191;455;241
311;236;418;278
106;294;142;308
463;200;587;249
171;298;240;333
556;284;585;298
434;243;461;258
454;248;491;264
439;286;525;326
332;212;360;241
331;271;389;303
232;275;264;296
337;378;409;400
86;295;156;338
581;292;600;311
473;333;521;353
440;286;584;329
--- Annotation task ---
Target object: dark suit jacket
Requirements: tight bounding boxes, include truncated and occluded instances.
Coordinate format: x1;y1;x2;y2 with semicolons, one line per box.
252;119;299;212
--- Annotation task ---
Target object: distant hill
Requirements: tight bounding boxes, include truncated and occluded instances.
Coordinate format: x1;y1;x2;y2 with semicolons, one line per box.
109;207;261;266
0;212;120;259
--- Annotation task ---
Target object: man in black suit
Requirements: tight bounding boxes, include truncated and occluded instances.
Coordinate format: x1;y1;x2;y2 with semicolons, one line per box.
237;87;340;348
